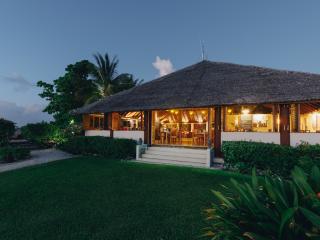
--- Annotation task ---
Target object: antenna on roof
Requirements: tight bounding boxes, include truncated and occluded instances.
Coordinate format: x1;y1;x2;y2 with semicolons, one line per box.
200;40;207;61
200;40;205;61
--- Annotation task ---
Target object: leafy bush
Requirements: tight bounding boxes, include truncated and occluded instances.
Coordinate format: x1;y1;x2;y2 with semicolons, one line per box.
21;122;66;147
0;147;31;163
0;118;15;146
222;141;297;177
296;143;320;173
59;136;136;159
204;166;320;240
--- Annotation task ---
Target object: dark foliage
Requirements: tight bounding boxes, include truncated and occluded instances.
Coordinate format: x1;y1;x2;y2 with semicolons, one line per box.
0;146;30;163
0;118;15;147
59;136;136;159
204;166;320;239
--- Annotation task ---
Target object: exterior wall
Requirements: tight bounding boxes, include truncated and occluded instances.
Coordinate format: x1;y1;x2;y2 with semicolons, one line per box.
221;132;280;144
85;130;110;137
290;133;320;146
113;130;144;141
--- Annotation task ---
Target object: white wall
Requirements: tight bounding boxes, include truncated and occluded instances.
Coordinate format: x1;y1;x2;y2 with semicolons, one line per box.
290;133;320;146
113;130;144;141
221;132;280;144
85;130;110;137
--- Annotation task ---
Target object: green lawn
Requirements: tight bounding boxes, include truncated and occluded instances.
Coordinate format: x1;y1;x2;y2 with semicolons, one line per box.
0;157;248;240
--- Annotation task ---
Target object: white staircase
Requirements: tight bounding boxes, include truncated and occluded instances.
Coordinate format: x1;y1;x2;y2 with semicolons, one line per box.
137;146;208;167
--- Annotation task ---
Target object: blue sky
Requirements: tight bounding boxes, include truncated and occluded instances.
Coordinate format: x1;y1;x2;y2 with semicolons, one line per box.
1;0;320;125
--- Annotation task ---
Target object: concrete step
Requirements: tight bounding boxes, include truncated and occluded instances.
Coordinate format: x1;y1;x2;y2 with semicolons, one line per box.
138;157;207;168
146;149;207;158
148;147;207;156
142;153;206;163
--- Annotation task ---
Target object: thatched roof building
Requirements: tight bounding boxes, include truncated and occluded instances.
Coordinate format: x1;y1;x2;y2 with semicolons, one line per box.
75;60;320;114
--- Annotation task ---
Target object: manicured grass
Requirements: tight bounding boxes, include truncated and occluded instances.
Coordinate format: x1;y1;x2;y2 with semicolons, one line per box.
0;157;249;240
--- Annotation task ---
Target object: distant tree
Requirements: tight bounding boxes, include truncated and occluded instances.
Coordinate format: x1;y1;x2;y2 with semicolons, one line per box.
86;53;142;103
0;118;15;146
37;60;96;127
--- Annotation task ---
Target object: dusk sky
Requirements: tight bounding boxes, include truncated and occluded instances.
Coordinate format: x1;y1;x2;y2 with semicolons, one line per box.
1;0;320;125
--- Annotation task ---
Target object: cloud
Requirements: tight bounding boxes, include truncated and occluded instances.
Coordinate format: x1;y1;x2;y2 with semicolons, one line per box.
152;56;174;77
0;73;33;91
0;100;52;126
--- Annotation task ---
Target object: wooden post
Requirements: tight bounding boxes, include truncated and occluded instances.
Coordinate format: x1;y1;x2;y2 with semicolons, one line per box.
207;108;212;147
214;106;222;157
279;104;290;146
108;113;113;138
144;111;152;145
296;103;301;132
103;113;108;130
272;104;278;132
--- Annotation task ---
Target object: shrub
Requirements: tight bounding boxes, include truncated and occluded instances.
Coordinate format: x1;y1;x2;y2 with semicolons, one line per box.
296;143;320;173
222;141;297;177
59;136;136;159
0;118;15;147
21;122;66;147
204;166;320;240
0;147;31;163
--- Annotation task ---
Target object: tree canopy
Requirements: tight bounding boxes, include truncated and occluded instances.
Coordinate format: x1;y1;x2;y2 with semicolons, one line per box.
87;53;142;103
37;60;96;127
37;54;141;127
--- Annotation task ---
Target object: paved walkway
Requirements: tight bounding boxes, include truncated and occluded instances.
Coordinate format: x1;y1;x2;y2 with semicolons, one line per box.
0;148;73;173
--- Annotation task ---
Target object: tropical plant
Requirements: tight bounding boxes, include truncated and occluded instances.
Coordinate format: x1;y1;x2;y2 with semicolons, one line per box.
87;53;142;103
21;122;62;147
37;60;96;127
204;166;320;240
0;118;15;147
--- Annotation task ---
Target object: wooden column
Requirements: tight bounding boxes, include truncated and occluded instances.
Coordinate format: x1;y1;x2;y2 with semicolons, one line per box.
272;104;279;132
214;106;222;157
103;113;108;130
279;104;290;146
296;103;301;132
143;111;152;145
207;108;212;147
108;113;113;138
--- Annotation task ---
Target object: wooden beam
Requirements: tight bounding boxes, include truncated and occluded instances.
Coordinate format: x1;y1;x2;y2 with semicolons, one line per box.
207;108;212;147
144;111;152;145
279;104;290;146
214;106;222;157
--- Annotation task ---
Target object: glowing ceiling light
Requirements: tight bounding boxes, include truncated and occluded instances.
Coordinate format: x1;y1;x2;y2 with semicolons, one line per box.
242;109;250;115
227;109;232;113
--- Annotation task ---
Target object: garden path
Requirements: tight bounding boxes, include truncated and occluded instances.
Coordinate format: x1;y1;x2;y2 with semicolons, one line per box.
0;148;73;173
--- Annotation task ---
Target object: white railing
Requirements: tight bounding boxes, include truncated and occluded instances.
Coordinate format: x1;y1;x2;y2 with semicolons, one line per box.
85;130;110;137
113;130;144;141
290;133;320;146
221;132;280;144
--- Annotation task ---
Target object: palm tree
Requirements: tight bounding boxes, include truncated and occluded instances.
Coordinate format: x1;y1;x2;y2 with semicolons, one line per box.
87;53;142;103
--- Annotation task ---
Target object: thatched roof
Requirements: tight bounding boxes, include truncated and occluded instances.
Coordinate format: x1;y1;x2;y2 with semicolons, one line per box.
74;60;320;114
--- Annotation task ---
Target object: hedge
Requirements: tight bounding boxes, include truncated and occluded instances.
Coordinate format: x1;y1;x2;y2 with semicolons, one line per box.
222;141;320;177
0;147;31;163
59;136;136;159
222;141;297;177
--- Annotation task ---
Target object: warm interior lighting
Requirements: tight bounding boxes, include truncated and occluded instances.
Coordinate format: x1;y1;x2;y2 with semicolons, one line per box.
170;110;174;113
242;109;250;115
253;114;264;122
201;110;205;114
189;111;194;115
227;109;232;113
